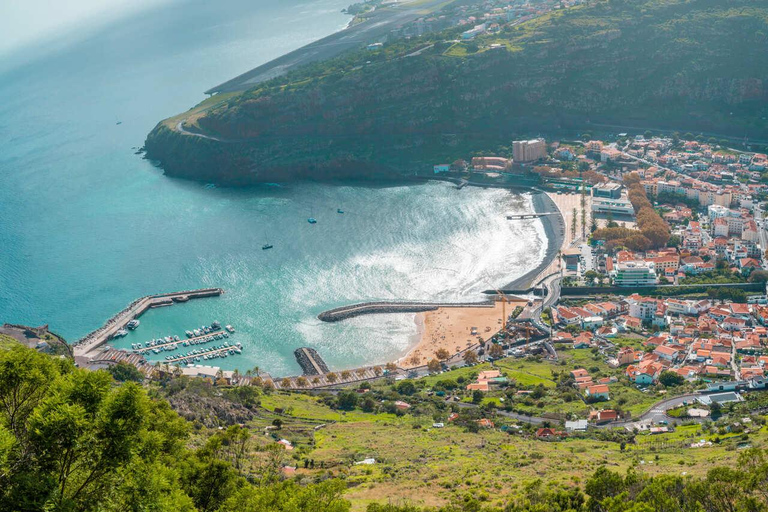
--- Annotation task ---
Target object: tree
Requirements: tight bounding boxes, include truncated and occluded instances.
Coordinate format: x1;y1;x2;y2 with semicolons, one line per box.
218;479;350;512
336;391;358;411
108;361;144;382
373;366;383;376
659;370;685;387
340;370;351;381
749;270;768;283
435;348;450;360
427;359;441;373
472;390;484;404
571;208;578;239
326;372;338;383
463;350;478;365
395;380;417;396
488;343;504;359
296;376;309;387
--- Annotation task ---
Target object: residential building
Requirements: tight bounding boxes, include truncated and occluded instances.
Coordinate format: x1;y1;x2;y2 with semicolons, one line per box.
512;138;546;163
614;261;657;287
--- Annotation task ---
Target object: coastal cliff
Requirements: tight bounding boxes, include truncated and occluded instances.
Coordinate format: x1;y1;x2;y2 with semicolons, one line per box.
145;0;768;184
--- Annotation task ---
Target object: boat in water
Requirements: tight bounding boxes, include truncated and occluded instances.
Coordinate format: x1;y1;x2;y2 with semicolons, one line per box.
114;329;128;338
126;319;140;330
307;217;317;224
337;208;344;214
262;244;273;250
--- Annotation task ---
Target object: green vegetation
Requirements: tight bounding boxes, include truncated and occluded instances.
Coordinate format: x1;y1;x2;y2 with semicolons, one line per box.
0;334;16;350
7;343;768;510
146;0;768;184
593;173;671;251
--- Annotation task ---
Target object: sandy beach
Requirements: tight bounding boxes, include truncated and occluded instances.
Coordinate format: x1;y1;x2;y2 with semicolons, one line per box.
397;299;526;368
396;191;586;369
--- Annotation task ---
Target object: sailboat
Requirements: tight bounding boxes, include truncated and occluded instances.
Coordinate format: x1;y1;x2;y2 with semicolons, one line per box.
262;230;273;249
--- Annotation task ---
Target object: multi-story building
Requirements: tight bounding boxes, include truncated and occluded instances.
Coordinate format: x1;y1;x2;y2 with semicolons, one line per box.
592;198;634;216
512;138;546;163
613;261;657;287
591;182;623;199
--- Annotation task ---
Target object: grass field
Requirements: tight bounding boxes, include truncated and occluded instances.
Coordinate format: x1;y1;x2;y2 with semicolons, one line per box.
250;392;766;510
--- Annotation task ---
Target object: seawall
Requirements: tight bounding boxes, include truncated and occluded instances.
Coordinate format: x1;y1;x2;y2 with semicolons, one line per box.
318;300;495;322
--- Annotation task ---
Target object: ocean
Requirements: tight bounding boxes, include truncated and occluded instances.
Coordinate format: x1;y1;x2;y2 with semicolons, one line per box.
0;0;545;375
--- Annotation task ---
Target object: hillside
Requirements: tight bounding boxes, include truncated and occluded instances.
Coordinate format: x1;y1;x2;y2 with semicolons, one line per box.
6;342;768;511
145;0;768;184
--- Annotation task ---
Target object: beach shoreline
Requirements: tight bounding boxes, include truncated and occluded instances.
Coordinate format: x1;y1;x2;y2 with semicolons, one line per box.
394;188;569;369
396;300;526;368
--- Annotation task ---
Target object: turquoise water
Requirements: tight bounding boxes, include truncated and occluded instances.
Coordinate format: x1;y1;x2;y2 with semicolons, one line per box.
0;0;545;375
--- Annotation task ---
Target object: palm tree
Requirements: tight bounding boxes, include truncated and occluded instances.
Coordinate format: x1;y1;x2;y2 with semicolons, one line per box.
252;366;260;377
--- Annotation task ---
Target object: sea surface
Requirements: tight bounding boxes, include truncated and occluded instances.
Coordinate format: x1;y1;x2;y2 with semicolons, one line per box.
0;0;546;375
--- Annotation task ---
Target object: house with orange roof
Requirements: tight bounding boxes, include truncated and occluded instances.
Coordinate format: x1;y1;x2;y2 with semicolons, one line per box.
571;368;590;379
589;409;619;424
585;384;610;400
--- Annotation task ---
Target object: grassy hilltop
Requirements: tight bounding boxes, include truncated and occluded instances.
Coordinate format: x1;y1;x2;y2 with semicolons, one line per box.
145;0;768;183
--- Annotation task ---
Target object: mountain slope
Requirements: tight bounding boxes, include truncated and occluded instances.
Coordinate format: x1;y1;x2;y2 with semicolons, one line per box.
145;0;768;184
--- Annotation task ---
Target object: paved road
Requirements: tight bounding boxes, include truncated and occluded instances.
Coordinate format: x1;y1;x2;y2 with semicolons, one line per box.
175;121;224;142
599;393;700;429
205;0;454;94
456;392;702;429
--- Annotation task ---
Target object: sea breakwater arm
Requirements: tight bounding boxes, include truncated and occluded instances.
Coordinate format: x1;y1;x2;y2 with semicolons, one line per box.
145;0;768;184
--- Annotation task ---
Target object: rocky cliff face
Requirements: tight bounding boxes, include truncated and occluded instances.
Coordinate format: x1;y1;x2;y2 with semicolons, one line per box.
145;0;768;184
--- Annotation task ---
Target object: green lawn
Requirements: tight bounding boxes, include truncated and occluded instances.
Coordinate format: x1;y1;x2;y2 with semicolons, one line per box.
0;335;18;350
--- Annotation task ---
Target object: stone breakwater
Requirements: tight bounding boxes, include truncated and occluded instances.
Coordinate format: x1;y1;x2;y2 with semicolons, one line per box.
293;347;331;376
74;288;223;357
317;301;495;322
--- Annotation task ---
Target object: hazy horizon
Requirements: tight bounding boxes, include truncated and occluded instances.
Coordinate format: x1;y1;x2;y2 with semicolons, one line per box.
0;0;174;58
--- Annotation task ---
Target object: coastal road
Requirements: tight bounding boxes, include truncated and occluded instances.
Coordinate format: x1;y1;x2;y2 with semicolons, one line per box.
175;121;224;142
205;0;455;94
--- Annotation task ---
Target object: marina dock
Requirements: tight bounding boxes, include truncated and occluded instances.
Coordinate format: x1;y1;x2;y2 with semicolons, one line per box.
163;344;240;364
132;327;230;354
74;288;223;357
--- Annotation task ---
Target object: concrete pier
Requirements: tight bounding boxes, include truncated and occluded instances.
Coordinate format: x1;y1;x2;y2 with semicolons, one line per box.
294;347;330;376
317;300;494;323
74;288;223;357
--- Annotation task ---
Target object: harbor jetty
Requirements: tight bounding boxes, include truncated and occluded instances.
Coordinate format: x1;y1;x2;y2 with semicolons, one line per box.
74;288;223;357
294;347;330;376
317;300;495;323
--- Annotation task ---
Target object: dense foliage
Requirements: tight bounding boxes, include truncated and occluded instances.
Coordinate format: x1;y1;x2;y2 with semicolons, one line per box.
0;345;348;512
6;344;768;511
146;0;768;184
593;173;671;250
